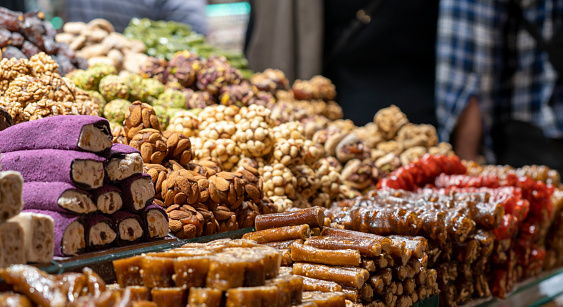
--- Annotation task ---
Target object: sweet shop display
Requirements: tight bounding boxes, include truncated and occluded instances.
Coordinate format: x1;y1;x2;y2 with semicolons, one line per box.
56;19;149;73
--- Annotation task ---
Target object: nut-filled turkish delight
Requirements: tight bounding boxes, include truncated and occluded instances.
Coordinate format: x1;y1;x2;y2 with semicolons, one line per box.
141;204;169;239
1;149;105;189
119;174;155;212
22;182;96;214
0;115;112;153
104;143;144;182
113;256;144;287
24;209;85;257
0;171;23;223
151;287;188;307
84;214;117;250
110;211;144;245
173;257;210;288
8;212;54;263
91;184;123;214
187;287;223;307
225;285;279;307
266;275;304;306
0;222;25;267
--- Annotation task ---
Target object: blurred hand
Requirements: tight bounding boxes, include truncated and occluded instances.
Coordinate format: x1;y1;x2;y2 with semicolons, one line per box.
452;97;482;161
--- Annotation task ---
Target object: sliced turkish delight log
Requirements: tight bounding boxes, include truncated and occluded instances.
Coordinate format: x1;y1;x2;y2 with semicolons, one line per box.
0;293;33;307
141;204;169;239
266;275;304;306
91;185;122;214
0;222;25;267
225;286;279;307
173;257;210;288
119;174;155;212
151;287;188;307
23;182;96;214
302;291;346;307
113;256;144;287
125;286;151;301
0;115;112;153
110;211;144;245
8;212;54;263
255;207;325;230
104;144;144;182
320;228;392;253
293;263;368;289
141;256;175;288
1;149;105;189
305;236;381;257
0;265;66;307
84;214;117;250
0;171;23;222
242;225;311;243
222;248;267;286
250;246;282;279
187;287;222;307
23;209;85;257
302;276;343;292
291;243;361;267
205;255;247;290
133;301;157;307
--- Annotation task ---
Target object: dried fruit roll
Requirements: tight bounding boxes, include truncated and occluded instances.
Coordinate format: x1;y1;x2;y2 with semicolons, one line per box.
8;212;54;263
361;259;376;272
304;236;382;257
1;149;105;189
113;256;144;287
225;285;279;307
103;143;143;182
22;182;96;214
320;228;392;253
187;288;223;307
0;222;25;267
141;256;175;288
141;204;169;240
119;174;155;212
302;291;346;307
84;213;117;250
242;224;311;243
388;235;428;259
341;287;360;303
369;276;385;295
91;184;123;214
281;248;293;266
302;276;343;292
255;207;325;231
110;211;144;246
263;239;304;249
0;293;32;307
0;115;112;153
151;287;188;307
24;209;85;257
293;263;368;289
266;275;304;306
291;243;361;267
0;171;23;222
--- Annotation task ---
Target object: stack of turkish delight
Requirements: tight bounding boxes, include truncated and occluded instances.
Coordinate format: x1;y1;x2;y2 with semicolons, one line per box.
0;151;55;267
0;115;169;258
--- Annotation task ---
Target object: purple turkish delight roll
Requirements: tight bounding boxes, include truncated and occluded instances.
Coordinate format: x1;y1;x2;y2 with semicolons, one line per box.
23;209;85;257
141;204;169;240
90;184;123;214
0;115;112;153
119;174;155;212
104;144;143;183
110;211;144;246
1;149;105;189
23;182;97;214
83;214;117;251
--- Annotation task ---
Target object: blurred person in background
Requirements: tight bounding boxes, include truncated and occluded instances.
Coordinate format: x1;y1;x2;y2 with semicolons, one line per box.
245;0;439;127
63;0;208;34
0;0;26;11
436;0;563;171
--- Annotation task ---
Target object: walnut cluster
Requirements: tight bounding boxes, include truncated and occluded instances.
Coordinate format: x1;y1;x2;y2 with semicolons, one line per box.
0;53;100;124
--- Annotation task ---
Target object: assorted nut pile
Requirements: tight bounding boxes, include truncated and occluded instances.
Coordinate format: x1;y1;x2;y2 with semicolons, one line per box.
0;8;87;75
0;53;100;124
56;18;149;73
114;102;276;239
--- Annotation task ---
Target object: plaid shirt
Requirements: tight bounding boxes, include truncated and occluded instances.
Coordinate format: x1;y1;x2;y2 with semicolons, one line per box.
436;0;563;162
